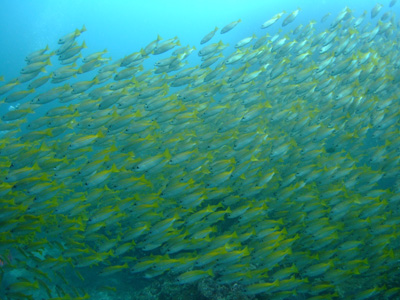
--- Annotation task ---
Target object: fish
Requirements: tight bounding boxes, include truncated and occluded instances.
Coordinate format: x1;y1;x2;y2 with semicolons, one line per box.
220;19;241;34
99;263;129;276
0;3;399;299
20;59;51;74
198;41;226;56
68;130;105;150
1;107;34;121
245;279;280;295
71;77;99;94
153;37;181;55
27;74;53;89
82;49;108;63
0;79;20;95
330;6;352;28
6;280;39;294
200;26;219;44
282;8;301;26
371;3;383;19
58;25;87;44
144;35;163;55
25;51;55;64
176;269;214;284
4;89;35;103
261;11;286;29
25;45;50;61
320;13;331;23
58;41;87;60
235;34;257;48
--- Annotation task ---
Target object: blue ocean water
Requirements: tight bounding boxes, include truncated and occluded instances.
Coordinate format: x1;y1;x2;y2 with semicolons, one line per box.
1;0;396;119
0;0;395;80
1;0;400;299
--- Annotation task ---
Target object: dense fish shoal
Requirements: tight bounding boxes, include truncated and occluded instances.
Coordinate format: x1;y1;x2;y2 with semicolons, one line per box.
1;2;400;299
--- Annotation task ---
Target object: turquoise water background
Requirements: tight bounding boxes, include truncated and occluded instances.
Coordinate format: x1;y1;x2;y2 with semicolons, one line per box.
0;0;395;80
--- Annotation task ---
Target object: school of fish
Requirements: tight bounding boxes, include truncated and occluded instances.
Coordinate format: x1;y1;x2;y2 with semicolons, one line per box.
1;1;400;299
